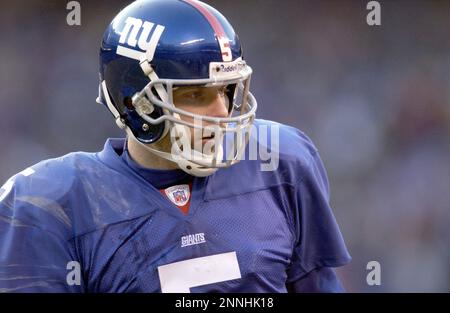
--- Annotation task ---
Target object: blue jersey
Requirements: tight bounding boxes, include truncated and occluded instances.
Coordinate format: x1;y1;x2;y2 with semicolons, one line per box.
0;120;350;292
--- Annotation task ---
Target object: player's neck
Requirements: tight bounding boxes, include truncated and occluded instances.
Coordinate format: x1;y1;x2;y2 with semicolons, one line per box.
126;137;179;171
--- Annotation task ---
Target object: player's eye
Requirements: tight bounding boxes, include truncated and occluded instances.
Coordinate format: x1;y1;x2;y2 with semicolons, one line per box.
188;91;202;99
179;90;203;101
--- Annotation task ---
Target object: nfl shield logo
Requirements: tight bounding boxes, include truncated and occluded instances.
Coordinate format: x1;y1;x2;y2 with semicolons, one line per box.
173;190;187;203
164;184;190;206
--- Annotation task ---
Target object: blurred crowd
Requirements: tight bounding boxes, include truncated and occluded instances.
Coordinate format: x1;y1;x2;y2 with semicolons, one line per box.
0;0;449;292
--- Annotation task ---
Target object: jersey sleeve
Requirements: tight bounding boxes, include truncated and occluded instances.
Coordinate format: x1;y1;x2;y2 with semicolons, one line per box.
0;169;82;292
286;135;351;285
286;267;345;293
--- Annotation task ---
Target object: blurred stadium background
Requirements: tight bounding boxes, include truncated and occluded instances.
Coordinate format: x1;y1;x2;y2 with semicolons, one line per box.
0;0;449;292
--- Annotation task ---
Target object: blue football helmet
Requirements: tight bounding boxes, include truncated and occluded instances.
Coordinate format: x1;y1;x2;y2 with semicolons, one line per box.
97;0;257;176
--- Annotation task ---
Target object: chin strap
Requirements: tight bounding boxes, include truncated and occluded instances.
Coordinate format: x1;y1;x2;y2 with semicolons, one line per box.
100;81;127;130
139;55;171;141
125;128;220;177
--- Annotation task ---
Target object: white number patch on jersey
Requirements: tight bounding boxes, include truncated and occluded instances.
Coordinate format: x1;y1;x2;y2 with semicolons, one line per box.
157;252;241;293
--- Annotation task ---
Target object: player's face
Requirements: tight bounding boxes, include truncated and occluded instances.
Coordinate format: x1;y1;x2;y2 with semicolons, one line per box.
173;86;230;147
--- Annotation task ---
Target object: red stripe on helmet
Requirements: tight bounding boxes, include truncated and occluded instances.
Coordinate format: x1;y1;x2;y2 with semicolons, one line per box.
182;0;231;60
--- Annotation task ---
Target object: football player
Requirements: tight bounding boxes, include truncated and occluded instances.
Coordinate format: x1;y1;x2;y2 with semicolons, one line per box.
0;0;350;292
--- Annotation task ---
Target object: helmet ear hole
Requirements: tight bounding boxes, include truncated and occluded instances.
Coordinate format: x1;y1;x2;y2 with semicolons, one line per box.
123;97;134;110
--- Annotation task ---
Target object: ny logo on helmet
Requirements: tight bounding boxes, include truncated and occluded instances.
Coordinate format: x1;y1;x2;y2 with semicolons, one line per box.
117;17;165;61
